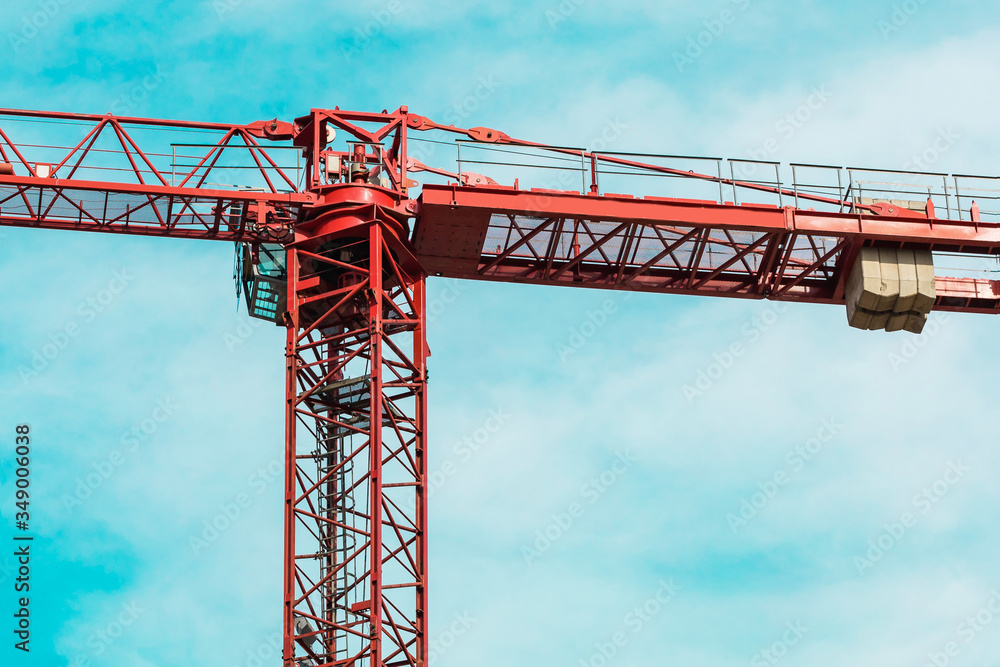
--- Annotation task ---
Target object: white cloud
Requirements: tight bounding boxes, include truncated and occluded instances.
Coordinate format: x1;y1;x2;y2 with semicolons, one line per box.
3;6;1000;665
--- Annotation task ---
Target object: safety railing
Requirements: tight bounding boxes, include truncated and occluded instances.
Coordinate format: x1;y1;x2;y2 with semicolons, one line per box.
420;139;998;225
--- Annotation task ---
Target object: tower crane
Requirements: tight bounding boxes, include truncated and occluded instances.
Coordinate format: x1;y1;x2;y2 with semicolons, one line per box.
1;104;997;667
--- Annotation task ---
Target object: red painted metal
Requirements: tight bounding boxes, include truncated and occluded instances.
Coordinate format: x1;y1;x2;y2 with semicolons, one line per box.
414;184;1000;313
0;109;311;242
1;104;999;666
0;174;308;241
282;210;428;666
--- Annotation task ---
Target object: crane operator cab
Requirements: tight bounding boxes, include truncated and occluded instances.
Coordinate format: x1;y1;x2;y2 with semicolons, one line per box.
239;242;287;323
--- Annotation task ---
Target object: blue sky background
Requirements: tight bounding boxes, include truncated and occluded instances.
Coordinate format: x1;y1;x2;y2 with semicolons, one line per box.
2;1;1000;665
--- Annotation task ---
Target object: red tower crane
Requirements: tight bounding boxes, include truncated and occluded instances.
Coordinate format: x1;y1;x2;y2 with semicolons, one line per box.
1;105;997;667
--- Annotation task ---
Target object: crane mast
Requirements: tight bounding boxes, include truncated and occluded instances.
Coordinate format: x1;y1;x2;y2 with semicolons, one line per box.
1;105;998;667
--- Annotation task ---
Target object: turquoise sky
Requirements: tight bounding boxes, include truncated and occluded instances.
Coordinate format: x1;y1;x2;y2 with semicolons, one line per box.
2;1;1000;665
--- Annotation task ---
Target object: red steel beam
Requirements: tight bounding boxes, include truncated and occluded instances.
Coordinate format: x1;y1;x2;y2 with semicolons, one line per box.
413;184;1000;313
0;175;311;241
0;107;247;131
417;185;1000;249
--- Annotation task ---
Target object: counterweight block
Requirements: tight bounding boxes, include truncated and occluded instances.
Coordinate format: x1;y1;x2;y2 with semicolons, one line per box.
845;247;935;334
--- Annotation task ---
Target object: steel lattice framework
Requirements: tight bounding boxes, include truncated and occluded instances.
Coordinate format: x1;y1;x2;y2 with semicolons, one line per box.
283;217;428;666
1;104;998;666
415;184;1000;312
